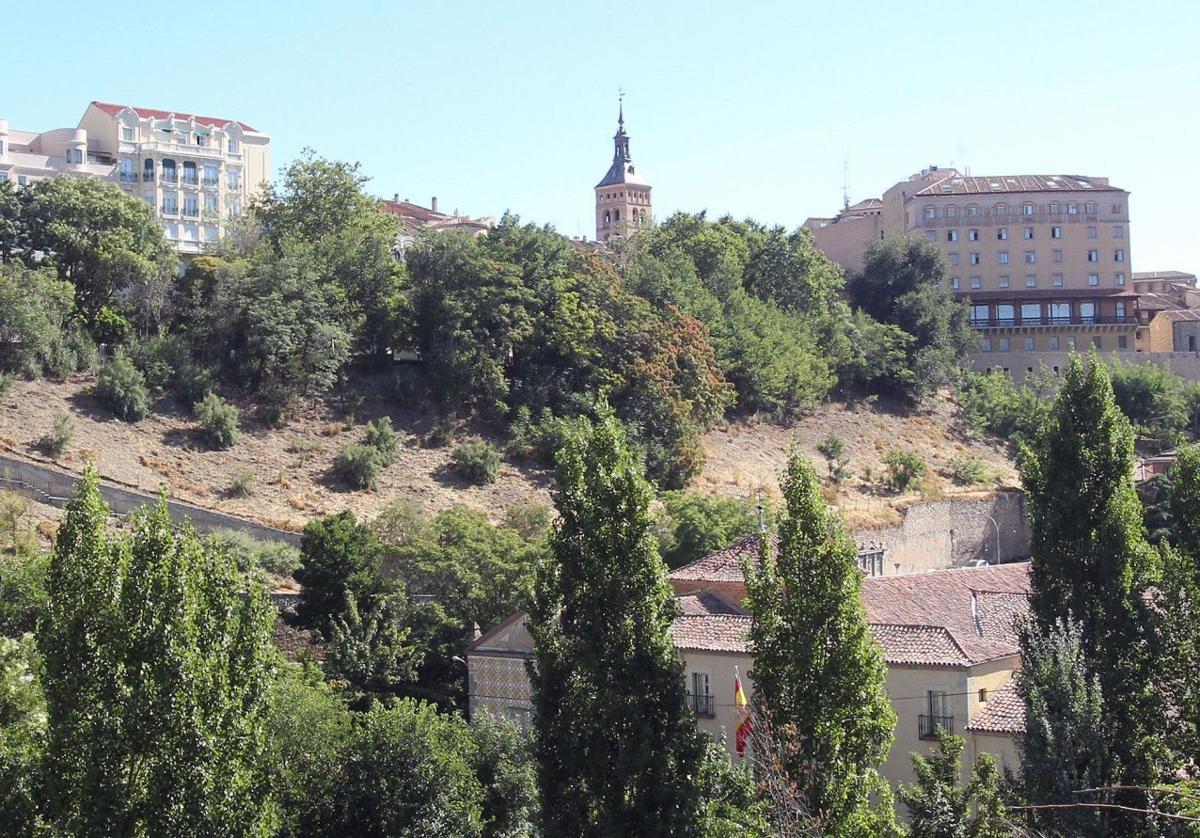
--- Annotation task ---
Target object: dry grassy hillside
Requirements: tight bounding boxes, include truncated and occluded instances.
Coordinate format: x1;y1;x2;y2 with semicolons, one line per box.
0;373;1015;533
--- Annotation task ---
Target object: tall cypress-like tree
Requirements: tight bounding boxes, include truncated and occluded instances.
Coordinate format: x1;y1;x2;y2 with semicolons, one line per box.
744;448;897;835
39;468;278;837
1015;618;1106;837
1157;445;1200;765
528;414;710;836
1019;354;1165;819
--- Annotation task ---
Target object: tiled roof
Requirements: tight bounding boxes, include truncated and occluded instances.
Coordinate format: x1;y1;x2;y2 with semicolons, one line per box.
678;591;747;617
1154;309;1200;323
671;591;750;653
91;101;258;133
667;534;776;582
966;685;1025;734
869;624;970;667
915;174;1121;196
861;564;1030;666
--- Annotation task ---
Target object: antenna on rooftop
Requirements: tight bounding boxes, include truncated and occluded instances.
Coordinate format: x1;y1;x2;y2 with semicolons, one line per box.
842;153;850;211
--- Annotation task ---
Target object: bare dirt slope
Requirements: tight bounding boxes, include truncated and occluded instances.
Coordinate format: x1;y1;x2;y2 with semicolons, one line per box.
0;374;1015;533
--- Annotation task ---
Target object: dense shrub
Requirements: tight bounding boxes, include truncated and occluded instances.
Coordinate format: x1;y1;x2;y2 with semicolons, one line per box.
90;305;131;346
0;373;11;398
426;418;455;448
228;468;257;497
94;350;150;421
195;392;240;449
507;407;586;467
336;443;383;490
958;370;1052;445
452;441;501;485
364;417;399;465
883;449;927;492
0;263;78;378
948;454;988;486
208;529;302;579
816;433;850;482
38;412;76;456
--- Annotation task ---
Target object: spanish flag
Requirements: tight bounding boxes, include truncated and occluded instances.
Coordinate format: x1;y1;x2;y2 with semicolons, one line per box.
734;667;752;757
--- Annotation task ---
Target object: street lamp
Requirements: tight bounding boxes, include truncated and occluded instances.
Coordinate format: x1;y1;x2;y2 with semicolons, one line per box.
984;514;1001;564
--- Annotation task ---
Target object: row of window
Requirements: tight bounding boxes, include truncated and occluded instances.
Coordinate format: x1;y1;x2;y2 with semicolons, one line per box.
970;300;1130;323
982;335;1127;352
131;159;239;188
121;125;239;153
148;192;224;217
162;221;220;242
950;272;1126;290
936;225;1123;243
924;200;1123;220
945;248;1124;267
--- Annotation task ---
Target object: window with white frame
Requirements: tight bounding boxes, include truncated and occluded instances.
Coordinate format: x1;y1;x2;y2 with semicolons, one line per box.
949;253;960;266
1048;202;1060;214
1050;302;1070;321
1024;337;1034;351
1024;227;1034;240
1053;249;1063;263
1023;203;1035;216
981;337;992;352
947;205;959;217
1025;251;1036;263
1088;273;1100;286
1087;226;1098;239
227;138;239;153
947;229;958;242
1021;303;1042;323
997;227;1008;240
1115;272;1126;286
1088;249;1099;262
998;251;1009;264
924;205;936;219
1050;336;1060;350
1114;249;1125;262
972;304;989;324
970;275;981;289
122;126;134;142
997;304;1015;322
1067;203;1078;215
1085;201;1097;214
1053;273;1064;287
969;228;979;241
999;275;1010;288
1051;226;1062;239
969;253;980;265
1113;225;1124;238
1025;274;1037;288
999;337;1010;351
967;204;979;216
949;277;960;290
227;169;240;189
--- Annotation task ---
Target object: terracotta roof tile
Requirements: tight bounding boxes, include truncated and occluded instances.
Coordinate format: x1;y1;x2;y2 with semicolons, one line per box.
916;174;1122;195
966;685;1025;734
868;624;971;667
667;534;776;582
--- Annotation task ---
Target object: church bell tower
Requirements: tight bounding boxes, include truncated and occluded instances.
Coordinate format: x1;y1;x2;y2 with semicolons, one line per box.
595;96;651;242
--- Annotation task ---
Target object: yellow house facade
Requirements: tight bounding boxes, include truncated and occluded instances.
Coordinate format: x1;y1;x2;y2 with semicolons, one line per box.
466;535;1029;794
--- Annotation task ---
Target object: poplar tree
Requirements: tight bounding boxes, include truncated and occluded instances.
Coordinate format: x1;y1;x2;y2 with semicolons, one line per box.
1019;354;1166;820
744;448;897;835
1015;618;1106;837
39;467;278;837
1157;445;1200;765
528;414;710;836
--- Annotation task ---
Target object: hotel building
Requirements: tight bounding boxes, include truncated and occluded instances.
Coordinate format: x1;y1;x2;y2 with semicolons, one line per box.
807;167;1138;379
0;101;270;255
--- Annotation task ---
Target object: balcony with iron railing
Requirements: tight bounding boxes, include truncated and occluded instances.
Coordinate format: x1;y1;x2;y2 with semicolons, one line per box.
202;177;220;188
971;314;1137;328
919;714;954;740
161;203;179;217
688;693;715;718
181;174;198;186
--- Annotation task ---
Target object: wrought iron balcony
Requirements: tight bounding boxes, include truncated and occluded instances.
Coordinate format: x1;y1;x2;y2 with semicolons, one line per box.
688;692;715;718
970;314;1136;328
919;714;954;740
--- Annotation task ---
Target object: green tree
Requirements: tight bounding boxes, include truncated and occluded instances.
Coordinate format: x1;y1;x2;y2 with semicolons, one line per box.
294;510;387;633
21;176;176;321
469;711;540;838
325;593;419;697
528;413;710;836
0;633;46;836
323;700;485;837
1156;446;1200;766
190;246;351;416
252;150;403;358
743;448;897;835
1019;353;1165;803
1015;618;1106;837
0;263;78;377
94;349;151;421
39;468;277;837
848;236;975;399
898;728;1011;838
656;490;759;569
816;433;850;482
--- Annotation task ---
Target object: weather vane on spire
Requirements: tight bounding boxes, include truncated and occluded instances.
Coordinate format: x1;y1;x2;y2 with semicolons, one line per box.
617;86;625;128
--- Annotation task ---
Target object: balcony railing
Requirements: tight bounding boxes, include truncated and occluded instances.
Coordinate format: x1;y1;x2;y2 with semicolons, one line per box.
971;314;1137;328
919;714;954;740
119;172;137;182
688;693;715;718
202;177;219;187
162;174;178;184
182;175;198;185
161;204;178;216
182;207;199;218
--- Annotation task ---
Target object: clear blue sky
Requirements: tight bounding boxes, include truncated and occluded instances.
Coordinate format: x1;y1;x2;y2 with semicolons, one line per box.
7;0;1198;270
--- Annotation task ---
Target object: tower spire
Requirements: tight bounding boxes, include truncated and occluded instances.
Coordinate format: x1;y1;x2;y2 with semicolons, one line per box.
618;86;625;131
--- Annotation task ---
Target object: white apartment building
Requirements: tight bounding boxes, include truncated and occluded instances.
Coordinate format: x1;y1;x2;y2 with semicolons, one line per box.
0;101;270;255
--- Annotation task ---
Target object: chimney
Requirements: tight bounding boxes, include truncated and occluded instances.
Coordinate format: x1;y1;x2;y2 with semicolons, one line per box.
431;196;438;213
393;193;398;202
